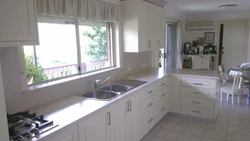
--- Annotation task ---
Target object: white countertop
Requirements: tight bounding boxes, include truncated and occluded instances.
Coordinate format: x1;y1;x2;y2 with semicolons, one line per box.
27;68;219;140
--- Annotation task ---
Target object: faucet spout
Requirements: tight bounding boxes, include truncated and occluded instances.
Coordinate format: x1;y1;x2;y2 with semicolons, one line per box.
95;77;113;89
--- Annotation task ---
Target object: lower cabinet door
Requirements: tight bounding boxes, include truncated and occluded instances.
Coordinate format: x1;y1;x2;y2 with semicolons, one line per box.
79;108;109;141
43;125;78;141
126;95;141;141
110;94;141;141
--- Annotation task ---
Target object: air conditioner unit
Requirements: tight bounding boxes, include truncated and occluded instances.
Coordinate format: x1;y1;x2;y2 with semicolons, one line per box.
186;21;215;30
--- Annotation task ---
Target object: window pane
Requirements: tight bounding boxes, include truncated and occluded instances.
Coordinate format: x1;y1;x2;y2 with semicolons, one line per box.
79;24;111;73
24;22;78;85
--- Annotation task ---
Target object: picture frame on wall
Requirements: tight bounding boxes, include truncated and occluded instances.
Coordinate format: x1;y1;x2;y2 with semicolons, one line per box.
197;37;204;45
204;32;215;44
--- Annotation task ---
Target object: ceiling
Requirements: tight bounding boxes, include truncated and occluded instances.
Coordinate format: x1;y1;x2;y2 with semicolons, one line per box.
164;0;250;19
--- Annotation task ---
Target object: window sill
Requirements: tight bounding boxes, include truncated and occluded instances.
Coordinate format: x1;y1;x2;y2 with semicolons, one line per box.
27;67;120;91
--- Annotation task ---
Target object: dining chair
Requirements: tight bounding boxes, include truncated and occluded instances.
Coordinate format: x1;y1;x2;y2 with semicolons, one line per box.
220;74;243;105
218;65;234;86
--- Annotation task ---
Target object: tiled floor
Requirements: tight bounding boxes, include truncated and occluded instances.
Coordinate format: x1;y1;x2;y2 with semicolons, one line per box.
141;96;250;141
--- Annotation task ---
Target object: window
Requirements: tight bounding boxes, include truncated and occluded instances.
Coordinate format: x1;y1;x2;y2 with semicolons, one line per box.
79;22;112;73
24;19;114;86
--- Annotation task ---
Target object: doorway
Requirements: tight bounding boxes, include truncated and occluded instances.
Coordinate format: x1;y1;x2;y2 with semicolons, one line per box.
163;23;177;69
218;20;248;72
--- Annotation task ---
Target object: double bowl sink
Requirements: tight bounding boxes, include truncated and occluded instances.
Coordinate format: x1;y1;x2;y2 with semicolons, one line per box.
80;79;147;101
81;84;134;101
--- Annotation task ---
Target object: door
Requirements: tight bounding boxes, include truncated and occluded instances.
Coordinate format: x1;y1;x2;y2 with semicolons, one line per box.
0;62;9;141
164;23;177;69
0;0;38;45
220;20;247;71
44;125;78;141
79;108;110;141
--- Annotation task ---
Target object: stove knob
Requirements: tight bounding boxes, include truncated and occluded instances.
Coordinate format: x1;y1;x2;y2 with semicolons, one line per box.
16;135;24;141
25;132;32;139
32;128;40;135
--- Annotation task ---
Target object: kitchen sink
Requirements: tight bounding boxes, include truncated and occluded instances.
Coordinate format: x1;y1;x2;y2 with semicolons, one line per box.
81;90;119;100
100;84;133;93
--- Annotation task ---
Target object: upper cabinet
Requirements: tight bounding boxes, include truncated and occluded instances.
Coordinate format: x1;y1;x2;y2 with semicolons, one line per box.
122;0;165;52
0;0;38;47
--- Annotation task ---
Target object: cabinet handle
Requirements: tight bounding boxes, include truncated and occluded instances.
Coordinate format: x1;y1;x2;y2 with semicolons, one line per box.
129;100;132;111
192;101;201;104
193;92;201;95
126;102;130;113
161;108;165;111
107;112;111;125
148;90;153;94
148;118;153;123
192;110;201;113
161;94;166;97
148;103;153;107
193;83;203;86
161;83;166;86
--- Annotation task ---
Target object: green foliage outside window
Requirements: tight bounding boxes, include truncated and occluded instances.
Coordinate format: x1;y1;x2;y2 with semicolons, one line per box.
83;26;107;61
25;55;48;85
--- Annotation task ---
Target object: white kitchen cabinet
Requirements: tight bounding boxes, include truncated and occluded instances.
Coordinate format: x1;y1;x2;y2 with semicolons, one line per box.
180;77;218;119
42;125;78;141
0;0;38;47
79;107;110;141
0;62;9;141
110;93;141;141
122;0;165;52
167;76;181;114
192;55;211;70
155;6;165;49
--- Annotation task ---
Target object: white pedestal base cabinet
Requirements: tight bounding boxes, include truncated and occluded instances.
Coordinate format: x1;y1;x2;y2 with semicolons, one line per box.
168;76;219;120
37;70;219;141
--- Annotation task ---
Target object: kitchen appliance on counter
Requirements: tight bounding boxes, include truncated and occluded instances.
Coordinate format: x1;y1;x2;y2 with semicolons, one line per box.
8;111;58;141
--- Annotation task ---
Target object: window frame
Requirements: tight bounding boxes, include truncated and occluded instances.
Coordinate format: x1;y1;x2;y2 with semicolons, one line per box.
23;17;116;87
77;20;114;74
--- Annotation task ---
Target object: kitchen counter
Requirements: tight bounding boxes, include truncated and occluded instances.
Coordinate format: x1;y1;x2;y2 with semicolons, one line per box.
27;68;219;141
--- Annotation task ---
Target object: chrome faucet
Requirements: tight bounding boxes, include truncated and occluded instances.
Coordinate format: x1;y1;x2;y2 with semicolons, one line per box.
95;77;113;89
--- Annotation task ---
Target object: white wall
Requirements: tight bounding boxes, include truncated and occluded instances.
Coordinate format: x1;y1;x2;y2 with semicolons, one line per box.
0;47;152;114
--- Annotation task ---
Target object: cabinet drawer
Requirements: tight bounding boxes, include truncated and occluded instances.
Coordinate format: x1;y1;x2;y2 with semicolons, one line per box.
154;99;168;122
142;95;155;112
182;77;215;89
155;89;168;104
181;87;215;99
181;96;214;109
141;79;167;100
181;106;214;119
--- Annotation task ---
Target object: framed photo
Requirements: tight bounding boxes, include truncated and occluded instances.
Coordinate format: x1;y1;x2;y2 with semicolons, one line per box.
192;40;198;47
197;37;204;45
204;32;215;44
184;42;191;54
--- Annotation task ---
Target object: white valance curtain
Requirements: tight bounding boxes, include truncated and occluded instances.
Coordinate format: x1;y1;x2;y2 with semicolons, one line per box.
36;0;123;23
